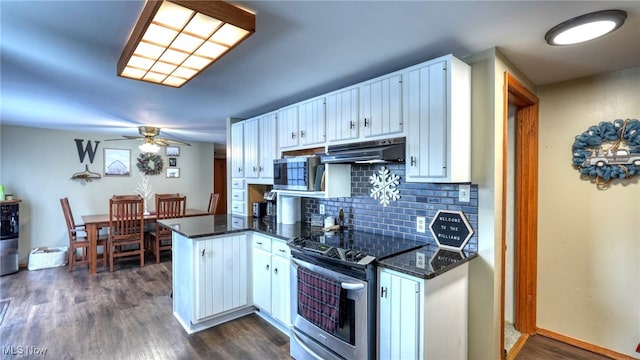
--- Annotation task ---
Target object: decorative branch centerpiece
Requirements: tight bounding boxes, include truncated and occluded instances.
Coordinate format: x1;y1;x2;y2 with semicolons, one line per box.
134;173;155;215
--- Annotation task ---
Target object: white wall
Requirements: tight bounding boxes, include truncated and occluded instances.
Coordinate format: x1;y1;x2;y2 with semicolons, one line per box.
466;48;537;359
537;67;640;356
0;125;214;264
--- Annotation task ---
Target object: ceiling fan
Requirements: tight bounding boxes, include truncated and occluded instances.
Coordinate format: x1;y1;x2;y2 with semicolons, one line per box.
106;126;191;153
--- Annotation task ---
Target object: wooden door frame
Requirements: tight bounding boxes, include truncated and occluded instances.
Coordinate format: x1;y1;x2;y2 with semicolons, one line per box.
500;72;539;356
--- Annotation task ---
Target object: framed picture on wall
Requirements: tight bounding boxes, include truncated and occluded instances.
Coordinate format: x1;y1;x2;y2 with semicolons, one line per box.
104;148;131;176
169;158;177;167
166;168;180;178
166;146;180;156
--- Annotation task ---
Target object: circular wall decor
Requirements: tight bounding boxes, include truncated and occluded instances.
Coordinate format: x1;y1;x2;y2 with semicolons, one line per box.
136;153;164;176
572;118;640;188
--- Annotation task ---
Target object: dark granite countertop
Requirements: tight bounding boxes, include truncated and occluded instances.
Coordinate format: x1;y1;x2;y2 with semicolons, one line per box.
158;215;477;279
377;244;478;279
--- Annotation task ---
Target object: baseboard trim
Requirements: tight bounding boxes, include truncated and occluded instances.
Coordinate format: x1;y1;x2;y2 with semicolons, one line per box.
506;333;529;360
536;328;639;360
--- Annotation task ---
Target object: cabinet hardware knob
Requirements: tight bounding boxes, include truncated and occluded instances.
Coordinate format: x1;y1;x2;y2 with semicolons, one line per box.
238;167;242;173
364;118;369;127
381;287;387;298
291;132;296;139
279;249;286;253
349;121;355;129
266;264;270;270
410;156;416;166
253;166;257;172
256;242;263;245
300;130;305;137
202;249;205;257
274;268;278;274
259;166;263;172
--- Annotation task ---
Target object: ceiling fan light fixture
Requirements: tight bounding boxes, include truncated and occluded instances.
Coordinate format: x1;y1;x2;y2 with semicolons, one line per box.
545;10;627;46
139;142;160;154
118;0;255;88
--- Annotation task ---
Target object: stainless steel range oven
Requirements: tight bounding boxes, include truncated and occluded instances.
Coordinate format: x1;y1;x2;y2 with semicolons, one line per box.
288;233;423;360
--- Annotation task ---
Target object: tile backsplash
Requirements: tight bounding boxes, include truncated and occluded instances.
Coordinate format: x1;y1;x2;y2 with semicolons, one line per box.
302;163;478;252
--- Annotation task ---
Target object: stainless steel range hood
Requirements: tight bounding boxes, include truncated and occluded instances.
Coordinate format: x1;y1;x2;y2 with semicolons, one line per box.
320;137;405;164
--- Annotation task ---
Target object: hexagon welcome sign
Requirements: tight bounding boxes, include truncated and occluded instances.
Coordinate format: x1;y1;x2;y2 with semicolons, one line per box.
429;210;474;250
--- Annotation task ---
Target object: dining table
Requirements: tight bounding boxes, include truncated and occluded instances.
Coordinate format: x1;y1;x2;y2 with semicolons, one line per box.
81;208;209;274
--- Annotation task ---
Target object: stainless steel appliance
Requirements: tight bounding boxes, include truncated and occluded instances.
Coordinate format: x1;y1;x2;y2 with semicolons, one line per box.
252;202;266;218
264;190;277;222
288;233;422;360
320;137;405;164
273;155;320;191
1;203;20;276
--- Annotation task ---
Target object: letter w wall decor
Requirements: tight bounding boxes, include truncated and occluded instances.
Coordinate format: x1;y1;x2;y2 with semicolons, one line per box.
74;139;100;164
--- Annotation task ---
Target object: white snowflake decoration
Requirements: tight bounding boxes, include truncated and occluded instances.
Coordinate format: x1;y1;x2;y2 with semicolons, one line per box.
369;166;400;207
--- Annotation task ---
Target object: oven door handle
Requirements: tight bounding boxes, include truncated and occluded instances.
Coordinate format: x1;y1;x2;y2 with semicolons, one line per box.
341;282;365;291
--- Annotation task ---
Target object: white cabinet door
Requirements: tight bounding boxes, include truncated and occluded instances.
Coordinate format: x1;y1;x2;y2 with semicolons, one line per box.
326;87;359;142
243;117;260;179
258;112;277;180
360;73;403;138
298;97;326;147
231;122;244;178
378;268;420;360
195;234;248;322
271;244;291;326
277;105;299;149
406;55;471;183
243;113;277;181
253;247;272;312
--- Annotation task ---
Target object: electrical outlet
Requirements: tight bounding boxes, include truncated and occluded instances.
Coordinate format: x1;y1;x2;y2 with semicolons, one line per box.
319;204;325;215
416;253;426;269
416;216;426;233
459;184;470;202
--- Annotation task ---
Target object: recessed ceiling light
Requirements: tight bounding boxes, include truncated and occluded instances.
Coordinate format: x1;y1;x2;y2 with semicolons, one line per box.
545;10;627;46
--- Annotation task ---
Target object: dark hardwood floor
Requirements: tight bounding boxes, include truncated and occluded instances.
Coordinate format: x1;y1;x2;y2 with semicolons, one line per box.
0;257;290;360
1;256;614;360
515;335;613;360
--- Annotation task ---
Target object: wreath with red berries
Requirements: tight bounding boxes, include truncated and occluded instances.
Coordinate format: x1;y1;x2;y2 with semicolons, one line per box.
136;153;164;176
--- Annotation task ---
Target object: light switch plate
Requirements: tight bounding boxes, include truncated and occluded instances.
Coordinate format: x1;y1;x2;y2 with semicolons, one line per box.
319;204;325;215
459;184;470;202
416;216;426;233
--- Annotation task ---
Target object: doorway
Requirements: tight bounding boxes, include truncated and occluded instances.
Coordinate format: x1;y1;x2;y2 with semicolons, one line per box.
501;72;539;358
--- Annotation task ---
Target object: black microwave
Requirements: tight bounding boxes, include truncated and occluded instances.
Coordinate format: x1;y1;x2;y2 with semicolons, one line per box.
273;156;321;191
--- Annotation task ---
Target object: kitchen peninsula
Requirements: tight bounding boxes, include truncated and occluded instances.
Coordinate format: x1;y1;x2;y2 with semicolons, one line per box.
159;213;477;358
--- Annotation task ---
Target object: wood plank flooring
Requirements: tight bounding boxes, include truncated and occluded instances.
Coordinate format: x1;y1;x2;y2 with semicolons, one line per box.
0;258;290;360
1;257;614;359
515;335;614;360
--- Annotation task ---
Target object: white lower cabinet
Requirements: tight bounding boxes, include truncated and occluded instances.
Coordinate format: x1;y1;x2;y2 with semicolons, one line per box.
378;269;420;360
252;233;291;331
378;263;470;359
173;231;252;334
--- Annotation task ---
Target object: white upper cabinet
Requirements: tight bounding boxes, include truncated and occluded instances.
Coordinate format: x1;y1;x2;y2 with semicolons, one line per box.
277;105;299;150
327;72;404;144
230;122;244;179
326;87;360;142
244;112;277;182
278;98;326;151
405;55;471;183
360;73;403;138
297;97;326;147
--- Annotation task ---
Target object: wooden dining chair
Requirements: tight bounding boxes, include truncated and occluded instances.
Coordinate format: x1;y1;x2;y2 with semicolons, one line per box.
60;197;108;272
148;194;186;263
208;193;220;215
108;195;145;272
